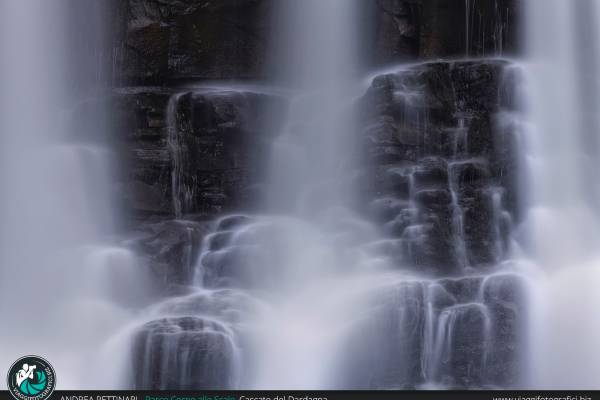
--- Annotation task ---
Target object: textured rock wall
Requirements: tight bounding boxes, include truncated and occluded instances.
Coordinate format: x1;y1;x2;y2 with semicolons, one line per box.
110;87;285;218
105;87;286;291
368;0;522;65
113;0;273;84
358;60;521;274
113;0;521;84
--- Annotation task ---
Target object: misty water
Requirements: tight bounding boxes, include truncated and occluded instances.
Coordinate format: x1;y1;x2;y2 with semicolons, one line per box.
521;0;600;388
0;0;144;389
1;0;599;391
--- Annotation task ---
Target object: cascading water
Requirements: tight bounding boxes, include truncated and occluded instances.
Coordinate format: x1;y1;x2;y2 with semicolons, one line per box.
248;0;365;387
0;0;144;388
6;0;596;391
129;0;527;391
522;0;600;389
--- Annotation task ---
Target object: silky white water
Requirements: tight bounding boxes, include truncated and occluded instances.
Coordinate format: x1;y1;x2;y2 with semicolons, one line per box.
214;0;509;389
239;0;374;388
0;0;143;388
4;0;600;390
522;0;600;389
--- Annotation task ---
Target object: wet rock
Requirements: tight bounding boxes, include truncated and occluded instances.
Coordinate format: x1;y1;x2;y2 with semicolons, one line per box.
482;273;528;387
415;189;452;209
371;165;413;199
166;90;286;216
113;0;521;84
360;60;520;272
452;160;490;190
404;216;456;270
133;316;238;389
334;273;525;389
427;282;456;309
110;87;286;219
413;157;449;190
365;0;520;67
419;0;521;59
434;303;490;387
460;188;497;265
365;0;420;67
115;0;273;84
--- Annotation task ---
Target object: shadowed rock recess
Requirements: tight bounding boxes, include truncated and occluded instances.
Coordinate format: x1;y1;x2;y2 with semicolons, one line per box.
110;0;526;390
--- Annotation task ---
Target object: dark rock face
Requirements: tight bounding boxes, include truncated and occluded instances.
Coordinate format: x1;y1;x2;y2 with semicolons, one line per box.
133;316;239;389
107;85;286;297
359;60;520;273
366;0;421;65
111;87;286;219
111;88;174;216
419;0;521;59
363;0;521;68
115;0;273;84
114;0;522;83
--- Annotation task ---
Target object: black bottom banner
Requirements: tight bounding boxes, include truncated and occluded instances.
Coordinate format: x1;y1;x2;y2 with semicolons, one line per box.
1;391;598;400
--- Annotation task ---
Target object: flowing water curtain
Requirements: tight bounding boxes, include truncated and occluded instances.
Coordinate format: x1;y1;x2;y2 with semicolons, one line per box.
0;0;143;389
522;0;600;389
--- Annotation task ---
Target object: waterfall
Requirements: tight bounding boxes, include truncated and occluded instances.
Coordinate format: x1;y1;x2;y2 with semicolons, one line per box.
522;0;600;389
127;1;526;390
248;0;371;388
265;0;360;213
0;0;144;388
5;0;594;391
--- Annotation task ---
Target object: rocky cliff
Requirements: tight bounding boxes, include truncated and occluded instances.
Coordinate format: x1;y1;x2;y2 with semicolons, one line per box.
104;0;526;390
116;60;526;389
